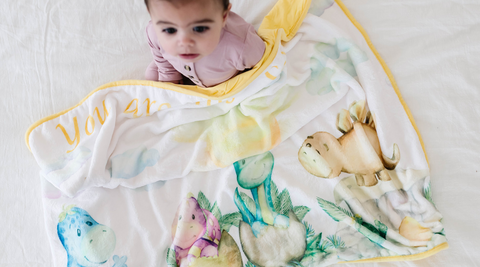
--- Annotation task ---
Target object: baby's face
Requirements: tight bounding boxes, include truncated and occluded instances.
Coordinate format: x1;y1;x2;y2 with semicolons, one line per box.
149;0;229;63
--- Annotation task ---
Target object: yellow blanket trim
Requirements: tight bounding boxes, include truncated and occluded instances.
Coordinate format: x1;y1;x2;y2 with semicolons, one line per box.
24;0;311;151
338;242;449;264
334;0;430;166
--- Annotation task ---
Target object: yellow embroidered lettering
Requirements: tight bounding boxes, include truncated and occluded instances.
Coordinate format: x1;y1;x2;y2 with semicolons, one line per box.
157;103;171;111
94;100;109;125
56;117;80;153
226;98;235;104
85;115;95;136
143;98;157;116
265;72;276;80
124;99;143;118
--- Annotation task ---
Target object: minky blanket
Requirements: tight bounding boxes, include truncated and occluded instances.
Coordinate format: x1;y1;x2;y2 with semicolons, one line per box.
26;0;448;266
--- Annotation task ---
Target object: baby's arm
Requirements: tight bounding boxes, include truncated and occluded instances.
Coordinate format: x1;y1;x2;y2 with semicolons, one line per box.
236;25;266;70
145;24;182;83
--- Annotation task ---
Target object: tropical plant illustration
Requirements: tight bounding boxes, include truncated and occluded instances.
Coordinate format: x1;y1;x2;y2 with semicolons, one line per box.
317;197;388;246
294;221;347;266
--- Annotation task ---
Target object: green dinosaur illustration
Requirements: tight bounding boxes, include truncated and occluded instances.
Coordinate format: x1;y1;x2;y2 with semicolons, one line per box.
233;151;308;267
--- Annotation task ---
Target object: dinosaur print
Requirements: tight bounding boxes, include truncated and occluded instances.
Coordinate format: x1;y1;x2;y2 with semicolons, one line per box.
233;151;306;267
298;100;400;186
57;205;116;267
188;231;243;267
171;193;221;267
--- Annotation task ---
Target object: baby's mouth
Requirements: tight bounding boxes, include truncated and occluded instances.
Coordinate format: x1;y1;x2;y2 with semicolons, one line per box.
179;54;200;60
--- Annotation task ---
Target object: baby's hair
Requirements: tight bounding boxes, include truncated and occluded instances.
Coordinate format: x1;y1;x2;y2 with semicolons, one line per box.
145;0;230;11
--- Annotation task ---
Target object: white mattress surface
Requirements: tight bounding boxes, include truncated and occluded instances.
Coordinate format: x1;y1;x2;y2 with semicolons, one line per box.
1;0;479;266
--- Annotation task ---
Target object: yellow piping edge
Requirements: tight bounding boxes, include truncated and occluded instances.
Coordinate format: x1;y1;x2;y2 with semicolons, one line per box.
338;242;449;264
335;0;429;166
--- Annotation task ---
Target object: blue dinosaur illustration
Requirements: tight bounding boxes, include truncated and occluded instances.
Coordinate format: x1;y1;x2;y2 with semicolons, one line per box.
233;151;306;267
57;205;116;267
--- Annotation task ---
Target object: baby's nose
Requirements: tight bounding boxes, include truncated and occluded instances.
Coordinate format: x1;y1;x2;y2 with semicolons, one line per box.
178;35;194;47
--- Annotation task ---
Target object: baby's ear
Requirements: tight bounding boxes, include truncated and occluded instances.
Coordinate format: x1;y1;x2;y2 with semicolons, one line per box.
222;3;232;26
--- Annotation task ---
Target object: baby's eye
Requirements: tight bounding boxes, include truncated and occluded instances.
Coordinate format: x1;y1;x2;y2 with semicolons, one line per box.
193;26;209;33
163;28;177;34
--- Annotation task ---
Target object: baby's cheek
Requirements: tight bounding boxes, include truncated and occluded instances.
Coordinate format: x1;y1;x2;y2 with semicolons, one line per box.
164;42;178;56
199;31;221;55
157;36;177;56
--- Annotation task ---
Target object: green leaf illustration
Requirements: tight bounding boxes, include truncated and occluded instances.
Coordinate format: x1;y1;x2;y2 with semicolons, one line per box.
304;221;316;241
245;261;256;267
362;221;380;236
326;235;345;249
197;191;211;211
317;197;351;222
240;192;257;216
166;248;177;267
307;232;322;251
278;189;293;216
210;202;222;221
375;220;388;239
271;180;280;212
287;260;304;267
353;220;385;246
293;206;311;221
219;212;242;232
436;228;446;236
319;237;334;252
339;206;354;218
424;182;436;206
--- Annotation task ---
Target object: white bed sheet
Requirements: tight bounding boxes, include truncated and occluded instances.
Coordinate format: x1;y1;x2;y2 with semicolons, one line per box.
1;0;479;266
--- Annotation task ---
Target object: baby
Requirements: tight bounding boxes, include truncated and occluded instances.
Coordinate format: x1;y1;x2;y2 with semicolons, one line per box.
144;0;266;87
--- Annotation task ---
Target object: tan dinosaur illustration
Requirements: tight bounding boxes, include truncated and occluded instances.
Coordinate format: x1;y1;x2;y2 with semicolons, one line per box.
298;100;400;186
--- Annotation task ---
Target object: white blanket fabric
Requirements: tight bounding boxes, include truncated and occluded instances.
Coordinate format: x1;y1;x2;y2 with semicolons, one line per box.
1;0;479;266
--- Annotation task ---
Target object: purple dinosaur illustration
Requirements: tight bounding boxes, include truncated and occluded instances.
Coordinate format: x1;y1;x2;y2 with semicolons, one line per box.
171;193;221;267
